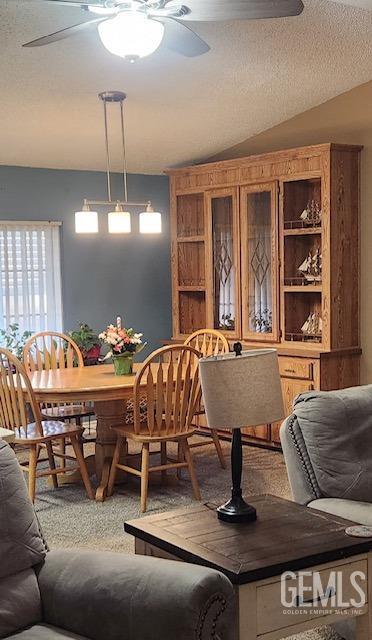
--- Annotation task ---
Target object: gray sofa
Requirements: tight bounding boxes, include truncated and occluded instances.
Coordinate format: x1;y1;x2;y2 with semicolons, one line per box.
0;440;236;640
280;385;372;524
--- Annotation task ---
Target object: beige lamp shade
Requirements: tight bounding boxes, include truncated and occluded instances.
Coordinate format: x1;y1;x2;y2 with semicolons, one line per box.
199;348;284;430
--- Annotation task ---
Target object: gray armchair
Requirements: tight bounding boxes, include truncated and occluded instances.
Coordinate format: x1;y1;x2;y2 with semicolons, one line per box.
0;440;236;640
280;385;372;524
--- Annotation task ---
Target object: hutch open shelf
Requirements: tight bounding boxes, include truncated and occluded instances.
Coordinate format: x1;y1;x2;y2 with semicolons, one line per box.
167;143;362;447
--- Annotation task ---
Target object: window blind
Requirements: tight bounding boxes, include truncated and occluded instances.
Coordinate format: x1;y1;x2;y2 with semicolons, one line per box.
0;222;63;333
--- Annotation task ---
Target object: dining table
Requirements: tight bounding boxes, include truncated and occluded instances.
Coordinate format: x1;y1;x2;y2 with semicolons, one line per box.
28;363;145;502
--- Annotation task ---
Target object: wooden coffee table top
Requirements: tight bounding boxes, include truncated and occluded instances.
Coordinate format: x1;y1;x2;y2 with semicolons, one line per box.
125;495;372;584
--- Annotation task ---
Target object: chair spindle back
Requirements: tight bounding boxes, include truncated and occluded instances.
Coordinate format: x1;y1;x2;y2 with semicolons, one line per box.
133;345;201;437
23;331;84;373
0;348;43;437
184;329;229;357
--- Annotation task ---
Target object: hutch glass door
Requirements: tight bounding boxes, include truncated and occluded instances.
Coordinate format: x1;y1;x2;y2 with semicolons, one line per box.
206;188;240;337
240;182;279;342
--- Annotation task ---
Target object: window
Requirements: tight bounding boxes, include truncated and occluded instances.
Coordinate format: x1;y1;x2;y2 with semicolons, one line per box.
0;222;63;333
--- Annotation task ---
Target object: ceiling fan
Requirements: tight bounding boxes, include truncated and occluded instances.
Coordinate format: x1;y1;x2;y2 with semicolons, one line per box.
23;0;304;61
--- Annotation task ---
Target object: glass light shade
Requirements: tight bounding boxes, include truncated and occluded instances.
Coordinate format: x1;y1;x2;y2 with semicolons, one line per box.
139;210;162;234
98;12;165;61
88;4;118;14
75;210;98;234
108;209;131;233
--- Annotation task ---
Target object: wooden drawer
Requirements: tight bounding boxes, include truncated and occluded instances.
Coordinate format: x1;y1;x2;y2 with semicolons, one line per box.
256;557;368;636
279;356;314;380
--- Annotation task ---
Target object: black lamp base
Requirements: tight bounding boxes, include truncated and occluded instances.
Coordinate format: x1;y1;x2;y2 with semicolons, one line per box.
217;420;257;524
217;492;257;523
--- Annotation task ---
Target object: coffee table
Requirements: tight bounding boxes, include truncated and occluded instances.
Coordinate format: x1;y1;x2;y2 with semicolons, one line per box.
125;495;372;640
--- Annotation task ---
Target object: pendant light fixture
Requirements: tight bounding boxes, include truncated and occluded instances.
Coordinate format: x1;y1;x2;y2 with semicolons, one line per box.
75;91;161;235
139;202;162;234
101;91;131;234
108;202;131;234
75;200;99;234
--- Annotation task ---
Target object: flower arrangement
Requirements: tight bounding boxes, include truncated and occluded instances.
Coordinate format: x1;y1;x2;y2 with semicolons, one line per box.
99;317;145;375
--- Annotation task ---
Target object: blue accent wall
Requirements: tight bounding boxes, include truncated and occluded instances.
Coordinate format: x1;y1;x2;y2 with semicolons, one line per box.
0;166;171;357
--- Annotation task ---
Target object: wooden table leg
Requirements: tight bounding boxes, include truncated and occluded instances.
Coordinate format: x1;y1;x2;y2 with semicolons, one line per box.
94;399;127;502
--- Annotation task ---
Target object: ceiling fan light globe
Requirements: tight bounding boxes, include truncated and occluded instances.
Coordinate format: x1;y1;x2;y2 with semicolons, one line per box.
98;12;164;59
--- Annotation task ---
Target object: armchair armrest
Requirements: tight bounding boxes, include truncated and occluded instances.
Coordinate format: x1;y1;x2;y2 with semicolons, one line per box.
280;415;321;504
37;549;236;640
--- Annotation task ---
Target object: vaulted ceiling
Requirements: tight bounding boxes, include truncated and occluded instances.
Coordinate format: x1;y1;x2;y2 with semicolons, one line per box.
2;0;372;174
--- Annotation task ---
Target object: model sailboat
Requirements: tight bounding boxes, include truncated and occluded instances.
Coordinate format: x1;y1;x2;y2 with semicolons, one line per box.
301;312;322;337
300;200;322;226
298;248;322;283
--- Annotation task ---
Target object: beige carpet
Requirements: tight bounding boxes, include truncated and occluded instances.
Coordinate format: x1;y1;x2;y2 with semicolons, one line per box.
33;436;290;553
30;437;342;640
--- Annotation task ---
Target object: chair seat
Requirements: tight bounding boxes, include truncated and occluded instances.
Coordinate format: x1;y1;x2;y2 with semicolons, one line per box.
14;421;84;444
41;404;94;419
112;425;196;443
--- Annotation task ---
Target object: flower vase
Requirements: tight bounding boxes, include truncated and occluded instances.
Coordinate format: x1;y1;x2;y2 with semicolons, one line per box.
112;353;133;376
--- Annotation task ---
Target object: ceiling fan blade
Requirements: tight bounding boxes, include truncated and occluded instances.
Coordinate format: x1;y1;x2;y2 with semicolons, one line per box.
156;17;210;57
22;17;104;47
41;0;131;7
43;1;99;5
165;0;304;21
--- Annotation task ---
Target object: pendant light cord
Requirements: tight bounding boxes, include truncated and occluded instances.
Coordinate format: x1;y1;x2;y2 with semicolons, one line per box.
102;99;112;202
120;100;128;203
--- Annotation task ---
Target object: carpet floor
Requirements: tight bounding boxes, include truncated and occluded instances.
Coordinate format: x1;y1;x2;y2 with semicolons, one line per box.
31;437;342;640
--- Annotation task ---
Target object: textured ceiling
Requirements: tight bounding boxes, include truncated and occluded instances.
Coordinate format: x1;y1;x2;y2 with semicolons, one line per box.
1;0;372;174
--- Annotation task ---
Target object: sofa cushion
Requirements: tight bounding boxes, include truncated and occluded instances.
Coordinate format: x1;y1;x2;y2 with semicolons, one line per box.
293;385;372;502
6;625;88;639
0;442;47;581
309;498;372;525
0;569;42;639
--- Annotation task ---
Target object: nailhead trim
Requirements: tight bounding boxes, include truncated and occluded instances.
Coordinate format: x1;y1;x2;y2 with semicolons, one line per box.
197;593;227;640
287;414;320;499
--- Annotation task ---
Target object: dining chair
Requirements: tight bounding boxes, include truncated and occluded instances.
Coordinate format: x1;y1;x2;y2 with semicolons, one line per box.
0;348;94;502
107;344;202;512
183;329;229;469
23;331;95;424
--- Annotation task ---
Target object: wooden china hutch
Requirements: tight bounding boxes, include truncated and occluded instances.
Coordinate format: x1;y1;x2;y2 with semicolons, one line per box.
166;143;362;448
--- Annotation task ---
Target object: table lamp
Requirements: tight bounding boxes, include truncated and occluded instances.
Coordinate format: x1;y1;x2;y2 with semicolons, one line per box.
199;344;284;523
